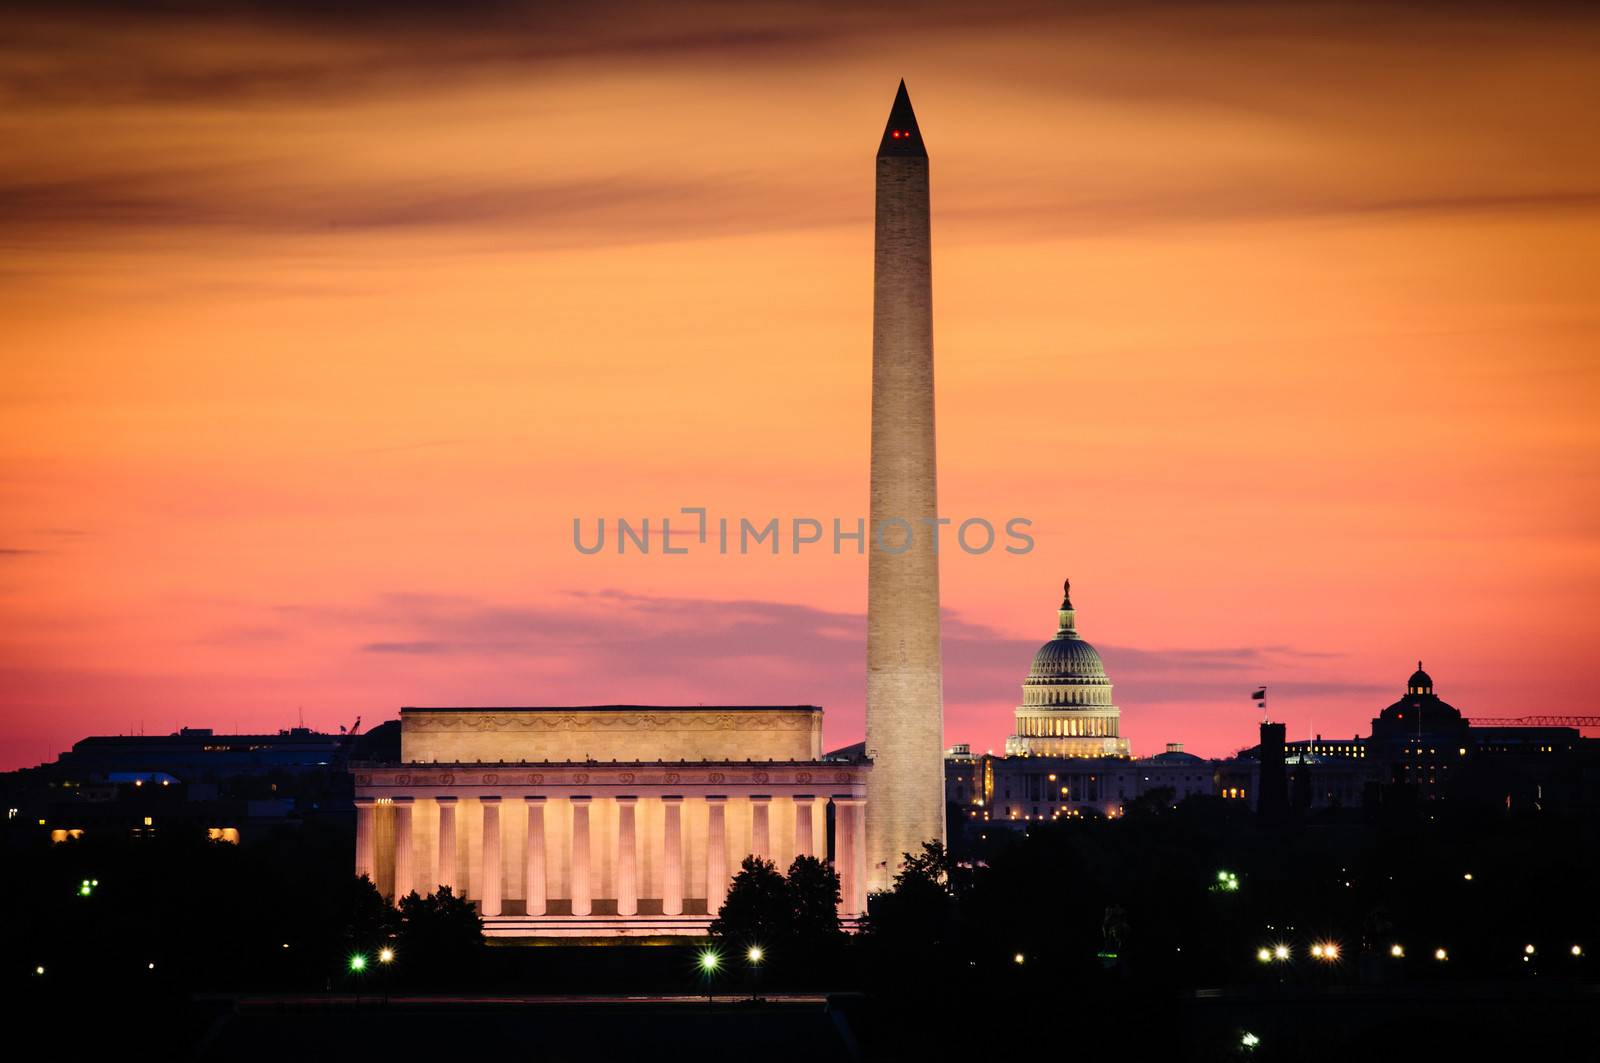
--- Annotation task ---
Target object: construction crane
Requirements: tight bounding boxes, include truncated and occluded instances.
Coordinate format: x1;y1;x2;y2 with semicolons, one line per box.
332;715;362;768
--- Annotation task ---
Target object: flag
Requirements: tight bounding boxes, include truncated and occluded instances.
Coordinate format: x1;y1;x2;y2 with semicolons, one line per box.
1250;688;1266;701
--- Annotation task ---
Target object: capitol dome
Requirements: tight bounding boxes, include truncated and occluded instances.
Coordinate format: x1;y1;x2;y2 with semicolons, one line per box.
1006;579;1130;758
1028;634;1108;679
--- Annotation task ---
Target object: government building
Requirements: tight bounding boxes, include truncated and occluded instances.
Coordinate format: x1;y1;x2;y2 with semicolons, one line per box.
1005;580;1130;758
948;629;1598;835
352;706;869;938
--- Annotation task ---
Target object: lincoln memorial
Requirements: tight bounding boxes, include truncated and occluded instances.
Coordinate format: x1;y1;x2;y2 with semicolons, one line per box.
352;705;871;937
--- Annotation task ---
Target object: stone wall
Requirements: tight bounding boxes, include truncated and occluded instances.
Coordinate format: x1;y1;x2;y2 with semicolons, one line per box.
399;706;823;764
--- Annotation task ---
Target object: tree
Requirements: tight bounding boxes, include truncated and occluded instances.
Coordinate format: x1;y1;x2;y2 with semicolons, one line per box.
341;873;399;956
786;855;844;946
710;855;790;948
863;841;961;955
395;885;484;982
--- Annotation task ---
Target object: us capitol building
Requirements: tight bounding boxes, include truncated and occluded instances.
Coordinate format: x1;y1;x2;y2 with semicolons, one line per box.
1005;580;1130;758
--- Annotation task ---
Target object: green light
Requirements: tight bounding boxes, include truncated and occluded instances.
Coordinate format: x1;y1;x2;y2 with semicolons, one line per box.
1242;1032;1261;1049
350;953;367;972
699;950;719;972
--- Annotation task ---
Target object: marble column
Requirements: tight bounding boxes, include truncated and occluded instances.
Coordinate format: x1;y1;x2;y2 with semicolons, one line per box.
524;796;547;916
354;797;376;882
793;794;815;858
836;796;866;916
616;796;638;917
661;795;684;916
391;796;415;901
570;796;592;917
705;795;728;912
481;796;503;917
750;795;771;861
435;796;458;893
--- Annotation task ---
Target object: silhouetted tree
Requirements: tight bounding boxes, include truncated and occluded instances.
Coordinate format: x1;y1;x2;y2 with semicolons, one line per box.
863;841;961;957
341;873;399;956
785;854;844;947
395;885;484;981
710;855;790;949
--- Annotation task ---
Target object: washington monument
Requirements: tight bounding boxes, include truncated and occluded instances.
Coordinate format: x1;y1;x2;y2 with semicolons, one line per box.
865;81;945;891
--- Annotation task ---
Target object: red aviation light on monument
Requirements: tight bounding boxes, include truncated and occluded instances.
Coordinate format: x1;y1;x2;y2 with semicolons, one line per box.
877;80;927;158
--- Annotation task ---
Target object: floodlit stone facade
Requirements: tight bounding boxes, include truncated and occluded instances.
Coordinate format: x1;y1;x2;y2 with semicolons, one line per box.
356;706;868;938
865;80;947;892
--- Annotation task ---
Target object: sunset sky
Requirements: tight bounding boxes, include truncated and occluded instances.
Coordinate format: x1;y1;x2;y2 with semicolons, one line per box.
3;1;1598;769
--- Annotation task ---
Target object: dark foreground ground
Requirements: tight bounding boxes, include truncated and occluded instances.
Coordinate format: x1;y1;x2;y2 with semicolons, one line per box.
196;997;862;1062
16;979;1600;1062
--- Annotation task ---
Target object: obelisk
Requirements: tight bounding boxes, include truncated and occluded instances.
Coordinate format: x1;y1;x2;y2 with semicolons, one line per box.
865;80;944;892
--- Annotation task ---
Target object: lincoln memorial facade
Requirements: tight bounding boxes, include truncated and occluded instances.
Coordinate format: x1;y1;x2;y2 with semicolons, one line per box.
352;706;871;937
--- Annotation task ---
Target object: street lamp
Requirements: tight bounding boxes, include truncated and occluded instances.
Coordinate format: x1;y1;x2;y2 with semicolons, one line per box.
349;952;367;1008
377;946;395;1006
746;945;764;1001
699;948;720;1003
1389;944;1404;958
1013;952;1025;965
1273;944;1290;961
1434;947;1448;962
1256;948;1272;963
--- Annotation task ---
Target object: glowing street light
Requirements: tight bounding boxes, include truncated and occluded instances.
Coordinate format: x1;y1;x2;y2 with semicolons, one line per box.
1256;948;1273;963
34;965;45;976
1390;944;1405;958
1241;1032;1261;1050
379;948;395;964
699;948;721;1003
1572;945;1584;957
349;953;367;972
1434;947;1448;962
1273;944;1290;961
1524;944;1535;956
746;946;763;964
1310;942;1339;961
1013;952;1026;965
